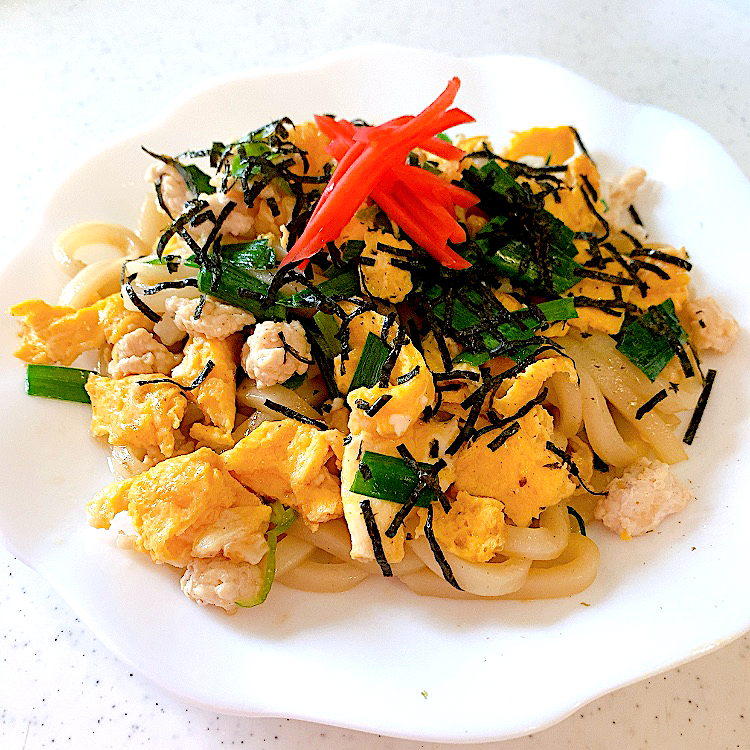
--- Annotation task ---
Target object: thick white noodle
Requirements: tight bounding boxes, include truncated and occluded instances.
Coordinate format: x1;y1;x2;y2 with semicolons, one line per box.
408;535;531;597
273;534;315;577
277;559;370;593
53;221;148;277
58;258;125;309
578;368;638;467
236;380;324;421
546;370;583;438
500;534;599;599
287;518;425;577
502;502;571;560
400;534;598;600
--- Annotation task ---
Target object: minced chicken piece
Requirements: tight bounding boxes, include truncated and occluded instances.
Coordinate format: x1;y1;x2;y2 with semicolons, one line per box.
108;327;182;378
604;166;647;233
180;557;263;614
164;295;255;340
684;296;739;354
596;457;693;537
241;320;311;388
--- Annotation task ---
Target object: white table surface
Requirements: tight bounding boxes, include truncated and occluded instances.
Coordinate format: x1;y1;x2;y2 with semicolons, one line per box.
1;1;749;748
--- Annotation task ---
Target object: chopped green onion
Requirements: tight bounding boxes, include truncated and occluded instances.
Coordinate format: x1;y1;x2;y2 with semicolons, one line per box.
197;260;286;320
313;311;342;358
348;332;390;392
236;502;296;608
615;299;688;381
282;269;361;308
281;372;307;390
25;364;93;403
350;451;436;508
220;237;277;270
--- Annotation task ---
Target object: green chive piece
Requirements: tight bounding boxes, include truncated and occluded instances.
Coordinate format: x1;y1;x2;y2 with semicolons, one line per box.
25;364;94;403
348;332;390;392
350;451;436;508
236;502;296;608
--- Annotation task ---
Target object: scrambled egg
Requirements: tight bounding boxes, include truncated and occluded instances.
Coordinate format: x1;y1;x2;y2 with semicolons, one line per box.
86;374;188;463
87;447;270;567
453;405;575;528
9;293;154;365
419;490;506;563
172;333;241;451
222;419;345;526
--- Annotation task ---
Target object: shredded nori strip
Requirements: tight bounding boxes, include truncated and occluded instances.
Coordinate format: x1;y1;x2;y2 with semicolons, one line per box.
262;399;328;431
683;369;717;445
141;278;199;295
277;331;315;365
629;247;693;271
396;365;421;385
628;204;643;226
545;441;607;496
122;272;161;323
635;389;668;420
424;504;462;590
567;506;587;536
138;359;215;391
360;498;393;577
358;459;373;482
365;394;392;417
487;421;521;451
428;439;440;459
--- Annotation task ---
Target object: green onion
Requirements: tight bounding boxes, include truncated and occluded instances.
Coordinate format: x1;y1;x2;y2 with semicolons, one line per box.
313;311;342;358
197;260;286;320
615;299;688;381
348;332;390;391
236;502;296;608
282;268;361;308
281;372;307;390
25;364;93;403
220;237;277;270
350;451;436;508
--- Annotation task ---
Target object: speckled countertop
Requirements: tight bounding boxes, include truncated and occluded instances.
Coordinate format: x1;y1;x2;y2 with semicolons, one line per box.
1;1;749;748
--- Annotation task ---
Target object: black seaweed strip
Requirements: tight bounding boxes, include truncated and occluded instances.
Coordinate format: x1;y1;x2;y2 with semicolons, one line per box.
141;278;199;295
567;506;587;535
472;387;549;444
384;479;430;539
635;389;668;420
365;394;392;417
683;369;717;445
155;200;208;259
262;399;329;431
432;369;482;383
429;439;440;459
153;177;174;220
378;324;408;388
424;504;462;590
307;329;340;399
629;248;692;270
360;498;393;577
630;259;672;280
193;293;207;320
628;205;643;226
122;273;161;323
577;176;609;242
277;331;315;365
359;256;376;267
580;173;599;203
569;126;595;165
620;229;643;248
601;241;647;296
396;366;421;385
396;445;451;514
574;268;637;286
380;311;398;342
487;421;521;451
407;319;425;358
545;441;607;496
138;359;215;391
358;460;373;482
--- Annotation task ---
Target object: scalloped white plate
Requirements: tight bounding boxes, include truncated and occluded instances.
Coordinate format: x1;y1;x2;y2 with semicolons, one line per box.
1;46;749;744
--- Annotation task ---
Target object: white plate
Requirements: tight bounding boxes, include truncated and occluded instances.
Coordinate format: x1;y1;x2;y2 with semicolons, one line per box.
1;46;749;744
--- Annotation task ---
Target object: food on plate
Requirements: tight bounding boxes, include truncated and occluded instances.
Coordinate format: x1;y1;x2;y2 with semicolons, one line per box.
9;79;737;612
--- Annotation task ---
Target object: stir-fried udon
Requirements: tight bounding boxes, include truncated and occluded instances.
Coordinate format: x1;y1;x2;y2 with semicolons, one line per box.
9;79;738;613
